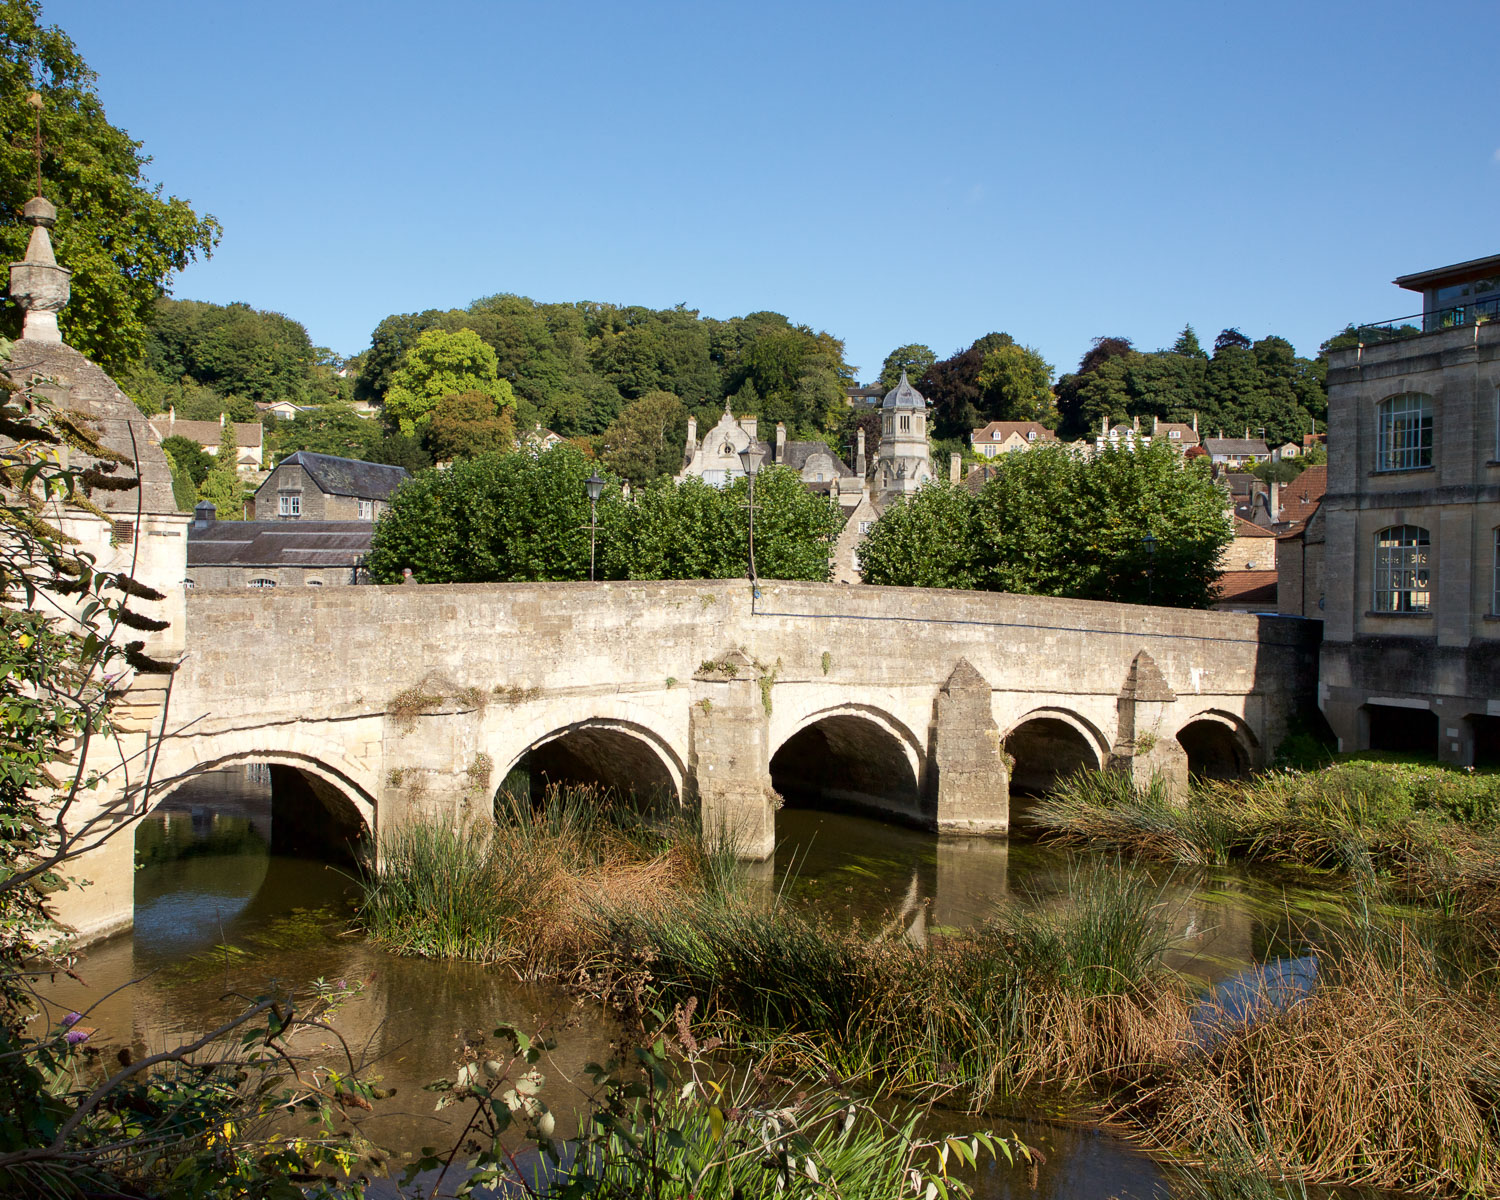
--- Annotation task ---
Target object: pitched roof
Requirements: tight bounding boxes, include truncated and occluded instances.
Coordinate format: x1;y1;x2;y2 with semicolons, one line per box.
1203;437;1269;456
271;451;409;500
1277;464;1326;530
149;415;263;448
187;520;373;568
971;421;1056;443
778;441;854;476
1154;422;1200;442
1217;570;1278;604
1232;515;1276;538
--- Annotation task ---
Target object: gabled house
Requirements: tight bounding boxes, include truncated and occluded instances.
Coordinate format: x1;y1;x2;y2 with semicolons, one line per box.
247;451;408;521
970;420;1057;457
148;410;264;474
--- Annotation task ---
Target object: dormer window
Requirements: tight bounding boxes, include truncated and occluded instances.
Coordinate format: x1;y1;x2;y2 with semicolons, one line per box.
1027;431;1036;442
1170;430;1180;439
992;431;1001;440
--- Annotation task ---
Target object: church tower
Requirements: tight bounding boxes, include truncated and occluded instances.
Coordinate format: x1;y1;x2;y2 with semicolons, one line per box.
875;371;933;505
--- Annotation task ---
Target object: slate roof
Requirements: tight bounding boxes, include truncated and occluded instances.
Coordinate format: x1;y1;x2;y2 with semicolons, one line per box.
274;451;409;500
1154;422;1200;444
1203;437;1270;457
776;441;854;476
187;520;374;568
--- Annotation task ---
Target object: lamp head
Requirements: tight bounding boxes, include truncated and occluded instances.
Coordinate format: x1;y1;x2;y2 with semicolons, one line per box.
1142;532;1158;556
737;445;757;476
585;472;605;502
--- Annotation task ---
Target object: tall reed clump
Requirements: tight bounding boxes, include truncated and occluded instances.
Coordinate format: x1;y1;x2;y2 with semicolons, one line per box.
586;861;1190;1111
360;783;735;970
1138;931;1500;1196
1032;763;1500;903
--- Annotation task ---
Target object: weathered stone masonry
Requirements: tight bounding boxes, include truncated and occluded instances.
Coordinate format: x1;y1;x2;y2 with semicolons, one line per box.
56;579;1319;940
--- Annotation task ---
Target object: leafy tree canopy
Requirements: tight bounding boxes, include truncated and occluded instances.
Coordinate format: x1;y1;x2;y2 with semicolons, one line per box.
0;1;219;371
384;328;512;435
878;343;937;391
860;441;1231;608
424;391;517;463
601;390;688;487
159;434;213;484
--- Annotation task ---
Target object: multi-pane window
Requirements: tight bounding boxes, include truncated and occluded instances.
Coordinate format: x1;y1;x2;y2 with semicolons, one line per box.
247;578;276;589
1494;529;1500;615
1373;525;1431;613
279;493;301;517
358;499;373;519
1375;394;1433;471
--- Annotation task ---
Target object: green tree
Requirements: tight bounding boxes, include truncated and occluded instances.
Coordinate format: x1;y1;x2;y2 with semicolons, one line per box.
367;444;622;583
0;3;219;371
977;342;1056;423
265;402;380;463
196;421;245;519
159;434;213;485
161;447;196;511
856;482;985;589
600;475;742;580
384;328;512;434
727;465;842;581
423;391;517;462
600;390;688;486
919;333;1015;439
142;299;316;404
863;442;1230;607
878;344;937;391
1171;325;1207;358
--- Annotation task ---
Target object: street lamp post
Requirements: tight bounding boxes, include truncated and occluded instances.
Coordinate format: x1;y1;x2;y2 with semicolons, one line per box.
584;472;605;581
1142;531;1157;603
737;445;759;585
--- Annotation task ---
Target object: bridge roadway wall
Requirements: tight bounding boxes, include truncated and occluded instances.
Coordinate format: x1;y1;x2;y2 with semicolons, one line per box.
55;579;1320;941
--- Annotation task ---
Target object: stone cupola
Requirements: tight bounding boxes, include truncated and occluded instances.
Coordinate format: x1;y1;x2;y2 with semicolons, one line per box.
876;371;932;506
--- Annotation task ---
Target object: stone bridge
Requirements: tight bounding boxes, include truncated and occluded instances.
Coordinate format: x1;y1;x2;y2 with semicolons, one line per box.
59;579;1319;940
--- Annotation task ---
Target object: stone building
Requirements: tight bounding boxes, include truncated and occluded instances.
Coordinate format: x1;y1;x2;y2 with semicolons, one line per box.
247;451;408;521
874;371;933;505
186;503;373;588
148;410;264;474
1320;252;1500;762
970;420;1057;457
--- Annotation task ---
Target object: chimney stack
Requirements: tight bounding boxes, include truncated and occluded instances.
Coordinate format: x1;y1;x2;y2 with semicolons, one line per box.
856;428;866;476
949;452;961;484
685;415;697;455
775;421;786;462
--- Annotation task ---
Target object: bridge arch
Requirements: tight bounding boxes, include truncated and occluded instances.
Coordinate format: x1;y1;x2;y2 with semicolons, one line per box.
500;716;686;803
1002;708;1109;794
1176;709;1257;780
769;704;924;817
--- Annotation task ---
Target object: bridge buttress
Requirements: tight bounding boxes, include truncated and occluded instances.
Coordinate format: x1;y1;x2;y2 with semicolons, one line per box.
927;659;1009;834
689;652;776;860
1110;650;1189;799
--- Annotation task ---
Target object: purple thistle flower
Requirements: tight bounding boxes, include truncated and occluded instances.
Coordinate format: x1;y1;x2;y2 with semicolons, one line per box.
65;1029;89;1045
60;1012;81;1028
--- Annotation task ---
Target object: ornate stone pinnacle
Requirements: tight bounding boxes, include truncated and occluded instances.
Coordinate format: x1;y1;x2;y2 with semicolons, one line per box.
9;195;71;343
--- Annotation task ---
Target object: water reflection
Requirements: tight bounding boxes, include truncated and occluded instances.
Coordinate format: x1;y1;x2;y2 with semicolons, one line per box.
42;770;1392;1197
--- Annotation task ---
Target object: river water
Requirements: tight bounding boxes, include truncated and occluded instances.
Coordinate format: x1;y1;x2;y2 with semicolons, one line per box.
41;768;1379;1198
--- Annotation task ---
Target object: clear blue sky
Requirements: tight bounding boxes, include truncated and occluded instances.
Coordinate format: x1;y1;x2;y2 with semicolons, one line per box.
61;0;1498;381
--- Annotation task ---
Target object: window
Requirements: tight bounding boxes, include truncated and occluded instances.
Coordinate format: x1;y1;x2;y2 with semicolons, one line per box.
1373;525;1430;613
899;415;910;432
358;499;373;519
279;493;301;517
1376;394;1433;471
248;577;276;589
184;579;195;589
1027;431;1037;441
858;520;873;535
306;579;323;587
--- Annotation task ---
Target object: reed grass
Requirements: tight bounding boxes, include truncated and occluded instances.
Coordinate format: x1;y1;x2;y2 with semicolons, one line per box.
1136;933;1500;1196
360;782;735;969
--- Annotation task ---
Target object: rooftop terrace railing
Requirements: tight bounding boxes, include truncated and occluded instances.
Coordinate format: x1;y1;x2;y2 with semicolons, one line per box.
1355;295;1500;345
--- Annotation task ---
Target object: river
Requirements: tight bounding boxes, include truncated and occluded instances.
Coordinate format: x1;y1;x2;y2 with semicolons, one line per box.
40;767;1381;1198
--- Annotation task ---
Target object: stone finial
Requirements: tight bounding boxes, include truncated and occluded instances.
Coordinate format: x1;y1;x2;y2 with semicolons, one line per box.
9;195;70;342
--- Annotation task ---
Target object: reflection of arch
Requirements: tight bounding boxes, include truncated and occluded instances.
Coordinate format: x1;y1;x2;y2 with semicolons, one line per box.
770;706;922;816
503;718;684;802
154;747;375;837
1176;710;1257;780
1002;708;1107;794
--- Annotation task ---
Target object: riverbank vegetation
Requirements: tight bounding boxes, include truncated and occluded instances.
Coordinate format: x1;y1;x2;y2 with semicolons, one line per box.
362;776;1500;1196
1030;759;1500;947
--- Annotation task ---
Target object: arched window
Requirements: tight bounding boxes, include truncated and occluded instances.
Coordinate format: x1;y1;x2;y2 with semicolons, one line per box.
1373;525;1430;612
1376;394;1433;471
247;577;277;589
